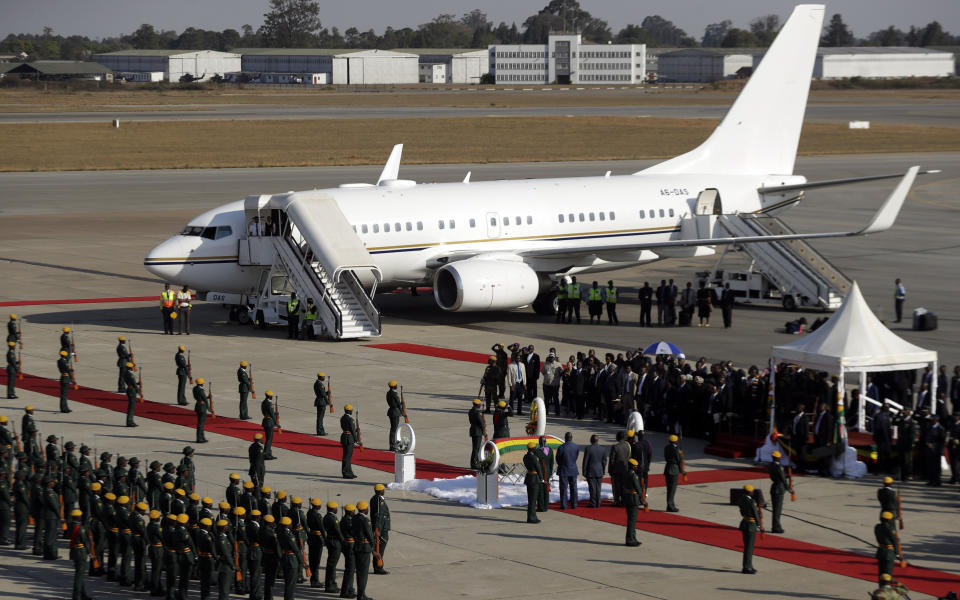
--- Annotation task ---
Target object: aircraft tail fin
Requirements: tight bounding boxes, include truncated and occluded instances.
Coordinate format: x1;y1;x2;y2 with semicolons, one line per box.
640;4;825;177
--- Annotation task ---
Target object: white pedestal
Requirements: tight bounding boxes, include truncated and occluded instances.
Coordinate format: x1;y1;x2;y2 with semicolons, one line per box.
394;452;416;484
476;473;498;505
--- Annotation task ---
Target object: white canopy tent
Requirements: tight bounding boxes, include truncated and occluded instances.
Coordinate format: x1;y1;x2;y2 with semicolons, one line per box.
765;282;938;476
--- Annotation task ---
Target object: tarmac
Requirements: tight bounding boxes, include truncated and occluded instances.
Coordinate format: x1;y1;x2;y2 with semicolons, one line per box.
0;153;958;599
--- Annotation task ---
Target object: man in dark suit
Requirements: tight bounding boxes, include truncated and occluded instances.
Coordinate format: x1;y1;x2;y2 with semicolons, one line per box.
581;435;606;508
813;402;834;476
791;403;810;472
873;405;893;474
524;346;541;404
720;283;735;328
638;282;653;327
655;280;666;326
925;414;945;486
609;431;631;506
630;431;653;508
555;432;581;509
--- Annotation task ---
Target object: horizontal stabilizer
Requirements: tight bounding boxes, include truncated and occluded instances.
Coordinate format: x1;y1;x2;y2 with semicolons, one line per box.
759;168;938;194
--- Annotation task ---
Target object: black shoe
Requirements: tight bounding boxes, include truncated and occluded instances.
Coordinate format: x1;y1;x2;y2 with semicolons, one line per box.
667;507;679;512
772;528;784;534
626;541;641;547
7;395;17;399
326;586;340;594
527;519;541;524
343;474;358;479
373;568;389;575
14;545;27;550
62;409;73;413
310;581;323;588
127;423;138;427
741;568;756;574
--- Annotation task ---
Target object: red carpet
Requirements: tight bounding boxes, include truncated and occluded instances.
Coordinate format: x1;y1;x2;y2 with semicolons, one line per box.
362;343;492;364
0;370;471;481
0;296;155;307
602;466;769;487
566;501;960;597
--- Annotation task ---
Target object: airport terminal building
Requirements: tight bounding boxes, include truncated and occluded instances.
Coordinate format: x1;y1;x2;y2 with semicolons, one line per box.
489;34;646;84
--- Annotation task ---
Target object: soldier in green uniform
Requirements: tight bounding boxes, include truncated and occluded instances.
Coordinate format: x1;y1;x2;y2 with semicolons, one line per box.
260;514;280;600
216;519;237;600
68;508;95;600
314;372;329;435
261;391;278;460
13;468;30;549
523;442;543;524
468;399;484;470
239;481;256;514
234;506;250;593
97;451;114;494
7;314;19;346
224;473;241;508
158;482;174;515
162;514;179;600
161;462;177;488
145;509;165;597
353;501;375;600
323;501;342;594
339;505;356;599
58;369;74;412
481;356;498;413
878;476;898;518
146;461;163;508
289;498;307;584
87;483;105;575
306;497;325;587
115;495;133;585
768;451;788;533
493;401;510;439
101;492;120;579
238;361;252;420
279;515;303;600
271;490;289;523
175;346;189;406
537;436;554;512
59;326;72;355
128;457;147;508
114;456;130;498
875;511;898;585
130;501;148;591
663;434;684;512
193;378;211;443
249;433;266;487
175;513;196;600
895;409;917;481
42;477;61;559
623;458;642;546
123;362;139;427
385;380;402;451
178;447;197;496
246;509;264;600
340;405;359;479
116;336;130;393
370;484;389;575
196;517;216;599
0;468;10;546
22;406;39;459
738;484;760;574
170;488;186;516
6;341;18;399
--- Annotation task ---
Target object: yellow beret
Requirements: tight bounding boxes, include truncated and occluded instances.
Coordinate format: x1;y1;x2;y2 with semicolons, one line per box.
163;482;174;490
744;485;754;493
234;507;246;515
216;519;228;527
357;501;369;510
771;451;782;459
311;498;322;506
263;514;275;523
71;509;83;517
472;399;481;405
149;510;161;519
388;380;397;387
219;501;230;509
881;511;894;520
229;473;240;480
91;482;102;491
627;429;635;437
374;484;385;492
202;497;213;505
166;514;178;522
291;496;301;505
25;405;34;411
126;362;134;368
60;350;68;356
317;372;325;377
527;441;537;449
177;514;189;524
136;502;149;511
178;345;185;351
254;433;263;440
628;458;638;466
261;486;271;494
118;336;125;341
883;476;893;484
104;493;117;501
668;435;679;443
9;314;17;319
489;355;497;361
7;341;14;347
276;490;287;499
280;516;292;526
243;481;254;489
175;488;186;497
0;416;6;423
251;510;261;516
327;501;338;509
498;401;506;408
240;361;248;367
881;574;892;582
189;493;199;501
200;518;212;526
265;390;274;397
63;327;70;332
344;404;353;411
196;377;205;385
345;504;356;512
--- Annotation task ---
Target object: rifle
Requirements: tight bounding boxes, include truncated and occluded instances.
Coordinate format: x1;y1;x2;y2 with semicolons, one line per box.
208;382;215;419
233;539;242;582
787;466;796;502
481;412;488;442
327;375;334;414
374;527;383;568
896;483;903;530
249;364;256;400
679;446;688;483
893;525;906;568
70;364;78;390
88;528;101;570
138;367;144;403
355;407;364;451
17;317;23;350
17;349;22;380
275;394;282;434
187;350;193;385
70;331;78;363
756;497;766;540
12;423;21;453
399;385;409;424
128;340;137;372
298;534;311;578
641;475;650;512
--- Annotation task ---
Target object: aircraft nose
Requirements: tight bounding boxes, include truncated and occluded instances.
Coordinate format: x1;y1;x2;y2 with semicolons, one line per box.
143;237;188;280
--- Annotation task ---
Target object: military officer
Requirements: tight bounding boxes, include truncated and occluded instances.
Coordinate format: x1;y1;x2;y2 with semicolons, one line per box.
59;326;71;354
895;409;917;481
174;513;196;600
123;362;139;427
178;447;197;496
175;346;189;406
193;378;211;444
493;400;510;439
370;484;390;575
738;484;761;574
875;511;898;585
116;336;131;393
663;434;684;512
768;451;788;534
196;517;216;599
314;372;330;435
340;405;359;479
246;509;264;600
13;469;30;549
115;495;133;585
306;497;325;587
0;469;11;546
878;476;898;518
22;406;39;458
249;433;266;486
260;514;280;600
42;476;61;559
385;380;402;451
163;514;180;600
261;391;278;460
58;352;74;412
481;356;498;413
6;341;18;399
468;399;484;470
130;501;148;591
623;458;642;546
145;509;165;597
323;501;342;594
537;436;554;512
216;519;236;600
6;314;19;346
114;456;130;498
353;501;375;600
68;509;95;600
339;505;356;598
278;515;302;600
523;442;543;524
238;361;252;420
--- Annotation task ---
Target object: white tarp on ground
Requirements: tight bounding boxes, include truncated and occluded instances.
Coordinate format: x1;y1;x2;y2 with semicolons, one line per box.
390;475;613;510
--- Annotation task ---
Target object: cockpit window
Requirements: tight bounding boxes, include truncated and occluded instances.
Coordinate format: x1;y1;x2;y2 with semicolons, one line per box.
200;227;217;240
214;226;233;240
180;226;204;236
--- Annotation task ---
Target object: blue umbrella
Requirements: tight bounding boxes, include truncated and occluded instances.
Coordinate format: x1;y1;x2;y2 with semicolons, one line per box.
642;341;684;357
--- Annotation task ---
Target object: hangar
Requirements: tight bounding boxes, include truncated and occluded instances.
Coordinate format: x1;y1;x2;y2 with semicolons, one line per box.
408;49;488;84
811;47;954;79
91;49;241;82
0;60;113;81
489;34;646;84
238;48;419;84
657;48;753;83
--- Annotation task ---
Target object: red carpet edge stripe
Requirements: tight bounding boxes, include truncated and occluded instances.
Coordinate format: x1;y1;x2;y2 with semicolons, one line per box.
0;370;471;480
362;343;492;364
565;502;960;597
0;296;156;307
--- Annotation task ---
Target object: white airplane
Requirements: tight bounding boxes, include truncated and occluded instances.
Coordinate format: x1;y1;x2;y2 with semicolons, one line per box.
144;4;925;329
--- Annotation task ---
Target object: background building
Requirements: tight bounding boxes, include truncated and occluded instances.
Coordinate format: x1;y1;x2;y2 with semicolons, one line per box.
489;34;646;84
811;47;954;79
0;60;113;81
238;48;419;84
657;48;753;83
408;49;487;84
91;49;240;82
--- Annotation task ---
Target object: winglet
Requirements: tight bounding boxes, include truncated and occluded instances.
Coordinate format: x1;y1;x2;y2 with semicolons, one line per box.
858;166;918;235
463;171;471;183
377;144;403;185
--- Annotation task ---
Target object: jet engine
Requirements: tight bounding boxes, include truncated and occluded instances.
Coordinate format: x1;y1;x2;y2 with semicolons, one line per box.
433;259;540;312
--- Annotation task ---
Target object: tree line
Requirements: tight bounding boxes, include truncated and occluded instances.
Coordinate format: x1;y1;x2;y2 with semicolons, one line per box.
1;0;955;61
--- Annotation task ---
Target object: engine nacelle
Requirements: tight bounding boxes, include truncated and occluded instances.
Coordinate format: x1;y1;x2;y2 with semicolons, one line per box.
434;259;540;312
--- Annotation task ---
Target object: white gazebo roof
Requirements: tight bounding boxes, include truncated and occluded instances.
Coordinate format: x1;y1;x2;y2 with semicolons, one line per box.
771;281;936;373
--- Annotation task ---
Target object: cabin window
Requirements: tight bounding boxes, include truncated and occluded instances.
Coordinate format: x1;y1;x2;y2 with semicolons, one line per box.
384;223;391;232
526;216;533;225
659;209;665;217
609;211;616;220
503;217;509;226
639;211;645;219
558;214;564;223
395;222;401;231
568;213;574;222
668;209;674;217
578;213;585;222
490;217;497;226
589;212;595;222
417;221;423;231
469;218;476;228
361;224;369;234
515;216;521;226
598;212;605;221
648;209;655;218
438;220;445;230
180;226;204;236
449;220;455;229
372;224;379;233
405;222;412;231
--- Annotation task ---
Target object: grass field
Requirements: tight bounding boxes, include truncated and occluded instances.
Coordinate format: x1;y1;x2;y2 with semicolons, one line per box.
2;116;959;172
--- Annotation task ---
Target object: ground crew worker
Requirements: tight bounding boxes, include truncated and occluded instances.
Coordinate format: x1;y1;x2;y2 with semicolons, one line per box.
160;284;176;335
878;477;898;518
216;519;235;600
262;391;278;460
238;361;251;420
386;381;402;452
249;433;266;486
307;498;325;588
302;297;318;340
196;517;215;599
340;405;358;479
314;372;329;436
875;511;898;585
176;286;192;335
279;515;302;600
587;281;604;324
6;341;17;399
769;451;788;533
247;509;264;600
339;505;356;598
286;293;301;340
370;484;389;575
60;370;73;413
493;400;510;439
605;280;619;325
193;378;211;444
123;362;138;427
146;509;164;596
468;399;484;470
323;501;342;593
523;442;543;524
555;282;567;323
481;356;498;413
353;501;375;600
565;276;582;323
664;434;683;512
261;514;280;600
738;484;760;574
175;346;189;406
116;337;130;393
68;509;94;600
623;458;642;546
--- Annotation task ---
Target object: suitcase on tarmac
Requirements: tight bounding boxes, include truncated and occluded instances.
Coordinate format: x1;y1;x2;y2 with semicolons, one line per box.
679;310;692;326
916;313;937;331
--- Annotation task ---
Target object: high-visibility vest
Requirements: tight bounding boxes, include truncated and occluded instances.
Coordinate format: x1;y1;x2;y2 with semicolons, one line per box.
588;288;602;302
894;284;905;300
287;299;300;315
161;290;176;308
607;287;618;303
556;288;567;300
177;291;192;308
567;283;580;299
304;304;318;321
